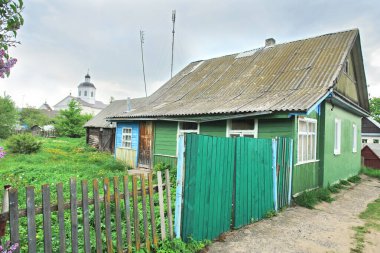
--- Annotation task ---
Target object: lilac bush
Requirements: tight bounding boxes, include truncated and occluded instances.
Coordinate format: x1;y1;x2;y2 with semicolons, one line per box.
0;50;17;78
0;147;5;159
0;241;19;252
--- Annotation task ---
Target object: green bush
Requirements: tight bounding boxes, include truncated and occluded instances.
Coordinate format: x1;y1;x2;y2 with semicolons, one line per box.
348;175;361;183
156;238;210;253
6;134;42;154
294;187;334;209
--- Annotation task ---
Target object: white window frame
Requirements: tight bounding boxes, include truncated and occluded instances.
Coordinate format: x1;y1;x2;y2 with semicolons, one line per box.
334;118;341;155
178;122;199;136
121;127;132;148
297;118;317;164
352;124;357;153
226;119;258;138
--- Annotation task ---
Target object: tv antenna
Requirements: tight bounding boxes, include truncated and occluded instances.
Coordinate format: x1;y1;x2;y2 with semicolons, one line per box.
140;30;148;97
170;10;176;79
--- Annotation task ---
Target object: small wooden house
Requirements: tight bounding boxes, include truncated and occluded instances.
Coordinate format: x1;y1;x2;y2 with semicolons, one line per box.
361;117;380;144
110;29;369;194
84;98;145;153
361;144;380;169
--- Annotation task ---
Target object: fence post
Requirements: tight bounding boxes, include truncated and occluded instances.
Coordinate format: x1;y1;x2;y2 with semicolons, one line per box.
272;138;278;212
174;135;185;238
9;188;19;253
288;139;294;205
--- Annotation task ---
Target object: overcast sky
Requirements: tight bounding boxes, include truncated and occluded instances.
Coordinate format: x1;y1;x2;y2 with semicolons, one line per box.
1;0;380;108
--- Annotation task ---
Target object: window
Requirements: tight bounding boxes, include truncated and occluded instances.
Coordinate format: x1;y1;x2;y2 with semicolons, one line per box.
362;139;368;144
352;124;357;152
84;91;87;96
227;119;257;137
78;91;81;96
122;128;132;148
91;91;94;97
334;119;341;155
374;139;379;144
178;122;199;136
343;60;349;74
297;118;317;163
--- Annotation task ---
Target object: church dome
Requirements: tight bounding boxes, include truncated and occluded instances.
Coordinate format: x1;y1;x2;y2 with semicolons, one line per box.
78;73;96;88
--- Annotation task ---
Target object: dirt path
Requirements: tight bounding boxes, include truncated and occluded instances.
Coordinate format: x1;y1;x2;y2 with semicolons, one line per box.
208;176;380;253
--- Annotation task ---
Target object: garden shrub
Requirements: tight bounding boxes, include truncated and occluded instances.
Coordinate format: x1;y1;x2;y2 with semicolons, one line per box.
6;134;42;154
156;238;210;253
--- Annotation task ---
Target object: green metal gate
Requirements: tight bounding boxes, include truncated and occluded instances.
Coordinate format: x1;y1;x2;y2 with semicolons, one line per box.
179;134;293;241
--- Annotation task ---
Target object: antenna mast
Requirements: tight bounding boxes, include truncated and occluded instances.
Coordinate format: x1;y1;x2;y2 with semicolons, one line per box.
170;10;176;79
140;30;148;97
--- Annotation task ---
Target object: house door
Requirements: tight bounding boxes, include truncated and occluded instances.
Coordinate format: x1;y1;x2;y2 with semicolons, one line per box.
138;121;153;168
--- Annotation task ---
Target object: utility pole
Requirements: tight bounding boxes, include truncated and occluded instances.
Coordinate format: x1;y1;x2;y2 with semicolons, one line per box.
140;30;148;97
170;10;176;79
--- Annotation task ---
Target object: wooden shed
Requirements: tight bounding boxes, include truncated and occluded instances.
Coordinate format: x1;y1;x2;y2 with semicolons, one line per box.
361;144;380;169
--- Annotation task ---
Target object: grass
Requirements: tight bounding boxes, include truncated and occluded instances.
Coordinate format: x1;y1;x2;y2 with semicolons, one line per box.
361;167;380;179
351;198;380;253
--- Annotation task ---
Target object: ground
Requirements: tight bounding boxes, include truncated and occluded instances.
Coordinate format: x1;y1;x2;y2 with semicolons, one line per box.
208;176;380;253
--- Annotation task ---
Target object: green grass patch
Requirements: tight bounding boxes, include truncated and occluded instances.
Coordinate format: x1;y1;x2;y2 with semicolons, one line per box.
348;175;361;184
294;187;334;209
157;238;211;253
361;167;380;179
351;198;380;253
340;179;351;186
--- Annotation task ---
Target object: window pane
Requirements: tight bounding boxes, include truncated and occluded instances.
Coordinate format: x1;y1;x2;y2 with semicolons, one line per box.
308;135;313;160
302;135;307;161
181;122;198;130
299;121;307;132
243;134;255;138
230;134;241;138
298;135;303;162
308;122;315;133
231;119;255;130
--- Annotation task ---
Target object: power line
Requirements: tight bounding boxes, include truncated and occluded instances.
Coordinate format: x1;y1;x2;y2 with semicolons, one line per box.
140;30;148;97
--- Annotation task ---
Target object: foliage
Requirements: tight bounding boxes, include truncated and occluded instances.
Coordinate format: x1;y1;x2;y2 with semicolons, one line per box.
156;238;210;253
154;162;177;183
264;210;277;218
369;97;380;123
339;179;350;186
0;241;19;252
0;0;24;78
6;133;42;154
361;167;380;179
0;95;18;139
20;107;50;128
348;175;361;183
54;100;92;138
0;146;5;158
294;188;333;209
352;198;380;253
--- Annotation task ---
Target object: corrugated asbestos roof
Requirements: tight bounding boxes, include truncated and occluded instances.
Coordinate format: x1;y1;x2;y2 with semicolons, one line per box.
84;97;146;128
114;29;360;118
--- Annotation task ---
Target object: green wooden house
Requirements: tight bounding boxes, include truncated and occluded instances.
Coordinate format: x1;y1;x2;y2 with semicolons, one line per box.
110;29;369;194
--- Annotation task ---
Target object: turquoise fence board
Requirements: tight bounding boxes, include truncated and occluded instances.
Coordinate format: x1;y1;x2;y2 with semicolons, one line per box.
174;135;185;238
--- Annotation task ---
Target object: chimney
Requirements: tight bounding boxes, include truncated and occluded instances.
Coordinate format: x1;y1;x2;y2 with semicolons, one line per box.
265;38;276;47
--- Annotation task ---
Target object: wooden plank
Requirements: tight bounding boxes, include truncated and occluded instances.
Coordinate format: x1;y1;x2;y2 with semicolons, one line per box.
26;186;36;253
140;174;150;252
132;176;140;251
9;188;19;253
165;169;174;239
113;177;123;253
42;184;52;253
70;178;78;253
81;180;91;253
103;178;113;253
123;176;132;253
56;183;66;253
93;179;102;253
157;171;166;240
148;173;158;247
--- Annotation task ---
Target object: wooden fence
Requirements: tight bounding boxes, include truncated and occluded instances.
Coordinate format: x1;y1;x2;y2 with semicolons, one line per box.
0;169;173;252
13;129;57;138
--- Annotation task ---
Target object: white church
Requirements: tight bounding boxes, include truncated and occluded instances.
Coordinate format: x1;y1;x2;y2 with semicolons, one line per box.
51;73;107;115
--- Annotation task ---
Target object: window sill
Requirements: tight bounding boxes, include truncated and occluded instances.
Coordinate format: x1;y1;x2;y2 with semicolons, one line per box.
295;160;319;166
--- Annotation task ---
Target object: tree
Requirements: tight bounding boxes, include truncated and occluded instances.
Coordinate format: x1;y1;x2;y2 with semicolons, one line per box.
54;100;92;138
369;97;380;123
0;95;18;139
0;0;24;78
19;107;50;128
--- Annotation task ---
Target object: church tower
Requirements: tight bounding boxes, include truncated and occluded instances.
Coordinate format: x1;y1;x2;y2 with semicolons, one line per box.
78;73;96;104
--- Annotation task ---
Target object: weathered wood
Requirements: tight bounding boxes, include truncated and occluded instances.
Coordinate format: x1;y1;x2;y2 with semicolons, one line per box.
93;179;102;253
113;177;123;253
148;173;158;247
56;183;66;253
26;186;36;253
132;176;140;250
70;178;78;253
81;180;91;253
9;188;19;253
104;178;113;253
123;175;132;253
165;169;174;239
140;174;150;252
42;184;52;253
157;171;166;240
